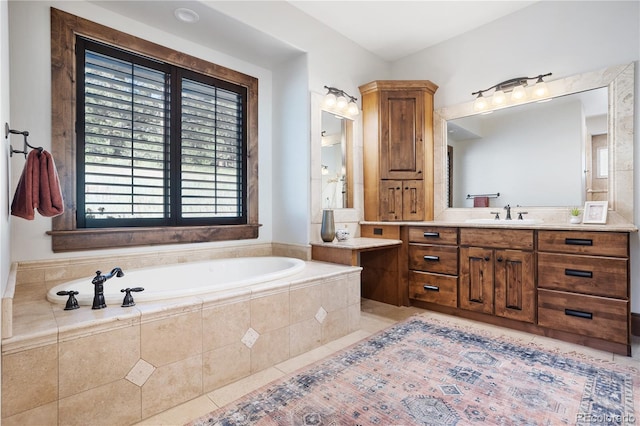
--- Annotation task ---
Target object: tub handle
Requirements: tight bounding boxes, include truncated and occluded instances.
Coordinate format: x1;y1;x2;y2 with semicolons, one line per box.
56;290;80;310
121;287;145;307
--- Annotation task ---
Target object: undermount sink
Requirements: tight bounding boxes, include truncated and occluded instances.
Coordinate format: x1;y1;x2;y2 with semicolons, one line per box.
465;218;544;225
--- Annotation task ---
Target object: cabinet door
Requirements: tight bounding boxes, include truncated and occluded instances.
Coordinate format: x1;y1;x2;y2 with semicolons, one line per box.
459;247;494;314
380;90;424;180
401;180;424;221
379;180;403;221
494;249;535;323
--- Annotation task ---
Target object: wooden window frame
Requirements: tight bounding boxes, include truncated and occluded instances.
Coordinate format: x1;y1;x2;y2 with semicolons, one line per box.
49;8;259;252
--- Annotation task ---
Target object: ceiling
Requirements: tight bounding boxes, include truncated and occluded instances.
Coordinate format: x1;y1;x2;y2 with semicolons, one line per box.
288;1;538;61
91;1;537;65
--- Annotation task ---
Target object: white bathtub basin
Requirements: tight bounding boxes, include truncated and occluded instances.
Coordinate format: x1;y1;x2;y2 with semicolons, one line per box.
465;218;543;225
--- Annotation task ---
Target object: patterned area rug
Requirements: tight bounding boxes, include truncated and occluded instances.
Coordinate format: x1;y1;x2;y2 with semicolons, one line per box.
188;316;638;425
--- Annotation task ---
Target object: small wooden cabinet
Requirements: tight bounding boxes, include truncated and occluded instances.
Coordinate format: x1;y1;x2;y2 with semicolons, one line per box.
380;180;424;221
359;81;438;222
408;226;459;308
459;229;535;323
537;230;629;347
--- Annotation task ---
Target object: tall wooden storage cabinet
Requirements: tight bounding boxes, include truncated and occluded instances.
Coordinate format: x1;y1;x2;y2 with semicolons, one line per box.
359;81;438;221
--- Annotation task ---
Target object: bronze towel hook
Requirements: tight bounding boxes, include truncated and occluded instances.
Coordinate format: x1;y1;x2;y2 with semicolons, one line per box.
5;122;43;158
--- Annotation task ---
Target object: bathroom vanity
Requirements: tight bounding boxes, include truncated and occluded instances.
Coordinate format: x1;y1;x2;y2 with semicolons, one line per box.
362;221;634;356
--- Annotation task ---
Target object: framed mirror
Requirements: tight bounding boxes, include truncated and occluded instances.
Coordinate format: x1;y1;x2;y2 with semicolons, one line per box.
310;91;360;234
434;62;635;223
321;111;353;209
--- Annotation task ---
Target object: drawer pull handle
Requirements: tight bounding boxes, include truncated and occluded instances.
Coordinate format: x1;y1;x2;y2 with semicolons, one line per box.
564;309;593;320
423;255;440;261
423;232;440;238
373;228;383;235
423;285;440;292
565;269;593;278
470;298;482;303
565;238;593;246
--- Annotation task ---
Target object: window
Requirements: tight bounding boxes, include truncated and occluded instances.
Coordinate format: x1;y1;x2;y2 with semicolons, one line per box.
77;38;247;228
50;9;259;252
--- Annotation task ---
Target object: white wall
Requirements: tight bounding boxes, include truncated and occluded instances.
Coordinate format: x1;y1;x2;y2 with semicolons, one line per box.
391;0;640;312
0;1;10;416
272;54;310;245
1;0;10;291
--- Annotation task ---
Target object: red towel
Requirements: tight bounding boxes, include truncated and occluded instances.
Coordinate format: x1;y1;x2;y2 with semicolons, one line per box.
474;196;489;207
11;150;40;220
11;149;64;220
37;150;64;217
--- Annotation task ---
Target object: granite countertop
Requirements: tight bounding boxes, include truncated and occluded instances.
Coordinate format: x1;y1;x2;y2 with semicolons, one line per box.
361;220;638;233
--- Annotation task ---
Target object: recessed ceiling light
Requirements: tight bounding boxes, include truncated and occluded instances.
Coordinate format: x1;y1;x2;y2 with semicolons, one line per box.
174;8;199;23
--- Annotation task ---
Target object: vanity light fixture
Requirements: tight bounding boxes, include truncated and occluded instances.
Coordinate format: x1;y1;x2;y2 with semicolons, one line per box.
472;72;552;111
323;86;359;118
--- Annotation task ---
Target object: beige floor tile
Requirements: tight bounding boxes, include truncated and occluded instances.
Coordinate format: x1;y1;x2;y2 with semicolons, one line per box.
207;367;284;408
133;395;218;426
324;329;372;352
275;345;335;374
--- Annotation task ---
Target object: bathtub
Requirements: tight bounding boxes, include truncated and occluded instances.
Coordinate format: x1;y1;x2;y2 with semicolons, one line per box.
47;256;306;306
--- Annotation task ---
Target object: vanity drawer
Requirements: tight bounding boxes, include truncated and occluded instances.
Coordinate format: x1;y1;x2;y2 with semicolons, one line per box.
538;252;628;299
537;231;628;257
537;289;628;345
409;226;458;245
409;244;458;275
409;271;457;307
460;228;533;250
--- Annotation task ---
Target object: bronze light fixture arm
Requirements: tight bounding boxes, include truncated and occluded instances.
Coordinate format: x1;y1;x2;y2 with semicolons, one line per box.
471;72;552;97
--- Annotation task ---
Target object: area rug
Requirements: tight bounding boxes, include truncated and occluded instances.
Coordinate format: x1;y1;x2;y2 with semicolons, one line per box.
188;315;638;425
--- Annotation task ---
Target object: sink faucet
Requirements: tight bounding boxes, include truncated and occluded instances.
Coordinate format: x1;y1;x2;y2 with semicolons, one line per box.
504;204;512;220
91;267;124;309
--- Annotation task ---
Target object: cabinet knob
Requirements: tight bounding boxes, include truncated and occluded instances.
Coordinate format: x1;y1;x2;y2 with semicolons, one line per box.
497;257;503;262
484;256;490;261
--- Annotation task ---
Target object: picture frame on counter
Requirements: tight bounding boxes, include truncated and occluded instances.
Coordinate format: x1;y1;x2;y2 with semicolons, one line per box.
583;201;608;224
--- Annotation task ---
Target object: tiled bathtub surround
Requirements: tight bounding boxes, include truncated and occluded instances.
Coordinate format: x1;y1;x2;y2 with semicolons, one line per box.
1;255;360;425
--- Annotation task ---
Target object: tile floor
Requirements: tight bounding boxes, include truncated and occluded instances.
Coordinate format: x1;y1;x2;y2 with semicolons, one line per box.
134;299;640;426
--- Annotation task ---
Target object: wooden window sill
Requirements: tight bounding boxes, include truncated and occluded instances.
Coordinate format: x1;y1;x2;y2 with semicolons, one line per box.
47;224;261;252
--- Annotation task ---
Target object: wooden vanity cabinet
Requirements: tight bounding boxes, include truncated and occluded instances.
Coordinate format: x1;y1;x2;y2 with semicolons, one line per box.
459;229;535;323
359;80;438;222
537;230;630;347
408;226;458;307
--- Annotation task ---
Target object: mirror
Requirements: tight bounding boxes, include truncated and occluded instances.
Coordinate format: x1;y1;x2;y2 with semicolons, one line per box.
321;111;348;208
320;111;353;209
434;62;635;223
446;87;608;207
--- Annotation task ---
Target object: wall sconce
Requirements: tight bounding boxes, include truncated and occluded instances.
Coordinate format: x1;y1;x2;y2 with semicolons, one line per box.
323;86;359;118
472;72;552;112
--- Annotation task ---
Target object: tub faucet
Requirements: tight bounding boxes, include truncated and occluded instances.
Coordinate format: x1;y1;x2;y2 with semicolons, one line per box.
91;267;124;309
504;204;512;220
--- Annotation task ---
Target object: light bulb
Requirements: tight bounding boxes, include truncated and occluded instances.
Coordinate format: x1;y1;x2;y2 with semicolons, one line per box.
347;101;359;116
532;80;549;98
473;94;488;111
336;96;348;110
324;93;337;107
511;85;527;101
492;90;506;105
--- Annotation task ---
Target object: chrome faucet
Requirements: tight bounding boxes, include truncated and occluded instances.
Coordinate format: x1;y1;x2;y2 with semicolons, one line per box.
91;267;124;309
504;204;512;220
